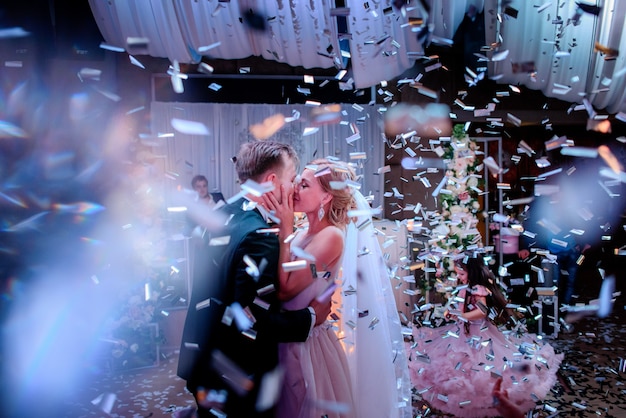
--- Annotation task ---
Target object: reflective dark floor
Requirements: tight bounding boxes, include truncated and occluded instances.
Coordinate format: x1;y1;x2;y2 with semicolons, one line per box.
54;266;626;417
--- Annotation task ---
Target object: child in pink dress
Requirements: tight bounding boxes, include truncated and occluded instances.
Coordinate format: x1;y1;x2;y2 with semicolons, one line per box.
407;254;563;417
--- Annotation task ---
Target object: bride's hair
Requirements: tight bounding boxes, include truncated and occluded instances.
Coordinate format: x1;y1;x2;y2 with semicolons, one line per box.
308;158;357;228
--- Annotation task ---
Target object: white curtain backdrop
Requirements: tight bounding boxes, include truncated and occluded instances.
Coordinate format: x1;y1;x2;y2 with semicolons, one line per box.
150;102;385;210
485;0;626;114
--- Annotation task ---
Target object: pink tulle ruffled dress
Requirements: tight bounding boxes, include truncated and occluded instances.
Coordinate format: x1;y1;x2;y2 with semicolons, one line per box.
407;285;563;417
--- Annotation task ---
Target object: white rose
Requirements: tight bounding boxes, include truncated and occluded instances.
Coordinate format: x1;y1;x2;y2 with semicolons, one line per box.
434;223;450;236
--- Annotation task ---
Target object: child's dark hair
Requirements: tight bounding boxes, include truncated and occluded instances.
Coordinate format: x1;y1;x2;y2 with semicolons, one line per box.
456;254;511;328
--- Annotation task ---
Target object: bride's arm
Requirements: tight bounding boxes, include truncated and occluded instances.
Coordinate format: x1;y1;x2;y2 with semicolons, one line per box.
262;186;345;301
278;226;344;300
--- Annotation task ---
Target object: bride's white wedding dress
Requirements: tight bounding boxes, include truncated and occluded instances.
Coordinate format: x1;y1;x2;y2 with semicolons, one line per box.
276;191;411;418
340;191;412;418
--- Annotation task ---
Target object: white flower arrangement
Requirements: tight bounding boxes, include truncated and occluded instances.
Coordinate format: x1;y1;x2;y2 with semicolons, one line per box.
430;124;484;284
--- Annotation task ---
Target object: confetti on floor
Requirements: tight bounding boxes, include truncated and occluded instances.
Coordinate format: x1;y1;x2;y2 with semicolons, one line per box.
62;352;195;418
61;304;625;418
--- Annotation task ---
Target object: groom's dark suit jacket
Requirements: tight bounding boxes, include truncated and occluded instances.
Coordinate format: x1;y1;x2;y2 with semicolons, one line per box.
177;198;311;414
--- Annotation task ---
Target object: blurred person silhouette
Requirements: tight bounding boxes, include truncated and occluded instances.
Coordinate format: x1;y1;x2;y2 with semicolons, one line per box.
181;175;226;306
517;165;619;305
185;174;225;241
517;192;589;305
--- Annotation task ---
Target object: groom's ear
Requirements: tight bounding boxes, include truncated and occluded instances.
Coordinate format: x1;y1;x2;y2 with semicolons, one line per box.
263;171;277;184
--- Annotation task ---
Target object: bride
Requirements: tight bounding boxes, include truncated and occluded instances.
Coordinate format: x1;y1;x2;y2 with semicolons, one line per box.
263;157;411;418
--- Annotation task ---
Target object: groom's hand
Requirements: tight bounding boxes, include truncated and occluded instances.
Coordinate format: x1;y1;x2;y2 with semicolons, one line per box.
309;298;331;326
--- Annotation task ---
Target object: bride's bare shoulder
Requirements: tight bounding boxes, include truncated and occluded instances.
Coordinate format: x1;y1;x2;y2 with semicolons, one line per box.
315;225;345;241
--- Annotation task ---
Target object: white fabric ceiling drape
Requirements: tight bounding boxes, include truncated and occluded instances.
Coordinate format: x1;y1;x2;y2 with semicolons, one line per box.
88;0;428;88
89;0;626;112
485;0;626;114
150;101;385;211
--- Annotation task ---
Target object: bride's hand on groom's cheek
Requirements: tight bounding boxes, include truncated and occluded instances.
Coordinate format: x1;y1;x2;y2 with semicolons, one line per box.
276;184;294;209
262;185;288;212
264;186;294;229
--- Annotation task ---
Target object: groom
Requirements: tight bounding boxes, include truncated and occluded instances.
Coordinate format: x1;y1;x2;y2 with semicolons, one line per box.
177;141;331;417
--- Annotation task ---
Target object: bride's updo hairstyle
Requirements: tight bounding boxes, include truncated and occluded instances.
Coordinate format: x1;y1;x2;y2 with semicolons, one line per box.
307;158;357;228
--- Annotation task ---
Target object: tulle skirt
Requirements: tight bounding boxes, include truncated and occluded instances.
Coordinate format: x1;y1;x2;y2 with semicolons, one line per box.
407;320;563;418
276;322;356;418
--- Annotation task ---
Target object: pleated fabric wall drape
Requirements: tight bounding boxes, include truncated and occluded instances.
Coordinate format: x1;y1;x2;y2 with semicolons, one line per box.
150;101;386;212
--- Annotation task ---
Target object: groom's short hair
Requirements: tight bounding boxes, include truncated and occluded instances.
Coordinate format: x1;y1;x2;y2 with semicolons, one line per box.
235;141;298;183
